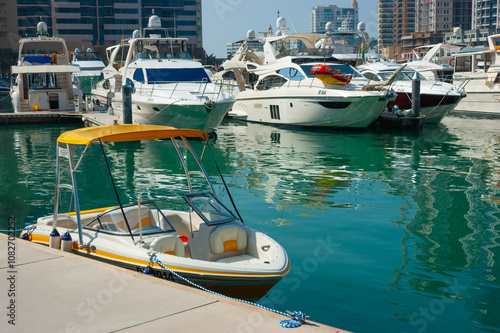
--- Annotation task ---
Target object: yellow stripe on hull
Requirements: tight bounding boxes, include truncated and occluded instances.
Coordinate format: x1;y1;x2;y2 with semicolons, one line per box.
25;234;290;279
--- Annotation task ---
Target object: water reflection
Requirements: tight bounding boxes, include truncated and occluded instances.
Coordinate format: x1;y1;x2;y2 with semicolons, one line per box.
0;118;499;332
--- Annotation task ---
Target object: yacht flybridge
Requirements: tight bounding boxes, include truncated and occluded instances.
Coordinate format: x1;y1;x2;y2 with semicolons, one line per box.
91;15;234;133
21;124;290;300
228;18;396;128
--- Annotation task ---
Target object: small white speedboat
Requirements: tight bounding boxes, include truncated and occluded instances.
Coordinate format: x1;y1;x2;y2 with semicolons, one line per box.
21;124;290;300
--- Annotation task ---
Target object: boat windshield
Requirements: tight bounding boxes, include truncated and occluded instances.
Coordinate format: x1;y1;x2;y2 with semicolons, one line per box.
142;68;212;83
84;201;176;236
183;191;238;226
379;70;425;81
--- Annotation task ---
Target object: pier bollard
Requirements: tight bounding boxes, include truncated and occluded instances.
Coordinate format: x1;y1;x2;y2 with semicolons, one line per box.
411;72;421;118
122;84;132;124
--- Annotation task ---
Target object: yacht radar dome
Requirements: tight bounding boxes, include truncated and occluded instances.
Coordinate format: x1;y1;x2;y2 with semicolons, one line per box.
276;16;289;34
357;22;366;32
86;47;92;52
74;48;80;54
36;20;48;36
148;14;162;28
325;22;334;33
277;17;286;29
132;29;140;38
247;29;256;41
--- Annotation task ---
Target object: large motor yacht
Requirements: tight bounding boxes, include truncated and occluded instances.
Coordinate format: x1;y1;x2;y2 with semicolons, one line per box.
228;18;396;128
452;34;500;117
358;62;466;123
91;14;234;134
10;19;81;113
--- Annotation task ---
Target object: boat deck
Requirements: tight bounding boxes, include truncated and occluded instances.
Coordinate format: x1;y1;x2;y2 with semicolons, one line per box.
0;233;346;332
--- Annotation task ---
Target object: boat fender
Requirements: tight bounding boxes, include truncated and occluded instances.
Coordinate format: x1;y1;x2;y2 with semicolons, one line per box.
49;228;61;249
142;265;154;275
61;232;73;252
449;58;455;67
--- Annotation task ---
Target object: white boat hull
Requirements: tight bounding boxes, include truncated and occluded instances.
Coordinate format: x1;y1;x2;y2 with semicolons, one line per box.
23;220;289;301
452;75;500;116
111;95;234;133
232;88;392;128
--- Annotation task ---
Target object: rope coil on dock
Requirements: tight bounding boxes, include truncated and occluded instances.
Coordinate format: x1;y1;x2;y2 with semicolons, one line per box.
148;253;309;328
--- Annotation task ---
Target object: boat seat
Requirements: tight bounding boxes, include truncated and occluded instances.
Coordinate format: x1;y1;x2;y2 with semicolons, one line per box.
37;214;77;229
106;206;151;232
149;234;185;257
210;224;247;255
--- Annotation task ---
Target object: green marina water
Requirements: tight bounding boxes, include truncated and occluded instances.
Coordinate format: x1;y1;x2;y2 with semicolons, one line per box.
1;100;499;332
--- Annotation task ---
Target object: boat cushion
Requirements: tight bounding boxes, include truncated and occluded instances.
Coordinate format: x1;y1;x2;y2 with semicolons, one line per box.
149;234;185;257
210;225;247;255
109;206;151;231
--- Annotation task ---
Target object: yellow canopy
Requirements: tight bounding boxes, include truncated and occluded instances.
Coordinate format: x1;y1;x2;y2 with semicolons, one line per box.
57;124;208;145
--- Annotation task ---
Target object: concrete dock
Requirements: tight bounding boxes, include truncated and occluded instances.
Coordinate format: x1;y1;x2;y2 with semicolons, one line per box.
0;233;347;332
0;111;84;125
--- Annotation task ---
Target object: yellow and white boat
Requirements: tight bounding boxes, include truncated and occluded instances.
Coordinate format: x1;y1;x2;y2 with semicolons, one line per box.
21;124;290;300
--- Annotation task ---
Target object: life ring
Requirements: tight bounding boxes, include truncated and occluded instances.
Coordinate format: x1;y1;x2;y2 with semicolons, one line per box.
311;64;352;86
449;58;455;67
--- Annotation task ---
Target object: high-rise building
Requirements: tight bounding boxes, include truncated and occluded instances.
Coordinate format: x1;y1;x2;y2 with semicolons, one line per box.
473;0;500;30
378;0;416;52
415;0;472;33
310;4;359;33
2;0;203;58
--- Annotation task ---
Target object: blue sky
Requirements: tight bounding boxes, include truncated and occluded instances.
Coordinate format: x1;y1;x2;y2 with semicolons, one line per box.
201;0;379;58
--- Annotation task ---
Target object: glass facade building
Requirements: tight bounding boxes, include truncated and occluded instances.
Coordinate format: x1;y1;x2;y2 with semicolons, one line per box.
5;0;203;58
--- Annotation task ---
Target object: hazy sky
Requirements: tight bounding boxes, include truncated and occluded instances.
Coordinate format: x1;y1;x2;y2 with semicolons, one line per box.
201;0;379;58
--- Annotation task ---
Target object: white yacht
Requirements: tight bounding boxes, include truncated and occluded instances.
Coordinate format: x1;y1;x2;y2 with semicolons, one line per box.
10;19;81;113
228;18;396;128
91;15;234;133
452;34;500;117
358;62;466;123
71;48;105;96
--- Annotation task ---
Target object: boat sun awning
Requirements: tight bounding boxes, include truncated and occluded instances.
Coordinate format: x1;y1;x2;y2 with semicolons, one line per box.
57;124;208;146
11;65;80;74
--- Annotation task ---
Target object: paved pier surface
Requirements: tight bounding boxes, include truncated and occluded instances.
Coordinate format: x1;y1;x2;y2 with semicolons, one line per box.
0;233;347;332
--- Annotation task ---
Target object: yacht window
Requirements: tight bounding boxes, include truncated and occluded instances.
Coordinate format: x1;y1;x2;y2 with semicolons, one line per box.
255;75;287;90
145;68;211;83
133;68;145;82
276;67;306;81
455;56;472;73
363;73;380;81
378;70;424;81
222;71;236;80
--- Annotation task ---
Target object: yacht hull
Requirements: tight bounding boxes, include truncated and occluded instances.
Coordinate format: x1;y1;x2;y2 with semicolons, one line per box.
232;89;392;128
389;92;462;123
452;75;500;117
112;96;234;134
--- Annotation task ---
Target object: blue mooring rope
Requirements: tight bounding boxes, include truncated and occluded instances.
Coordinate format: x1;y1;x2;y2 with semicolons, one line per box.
148;254;309;328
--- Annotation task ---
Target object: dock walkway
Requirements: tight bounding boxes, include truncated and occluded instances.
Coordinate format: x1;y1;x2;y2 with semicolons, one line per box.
0;233;346;332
